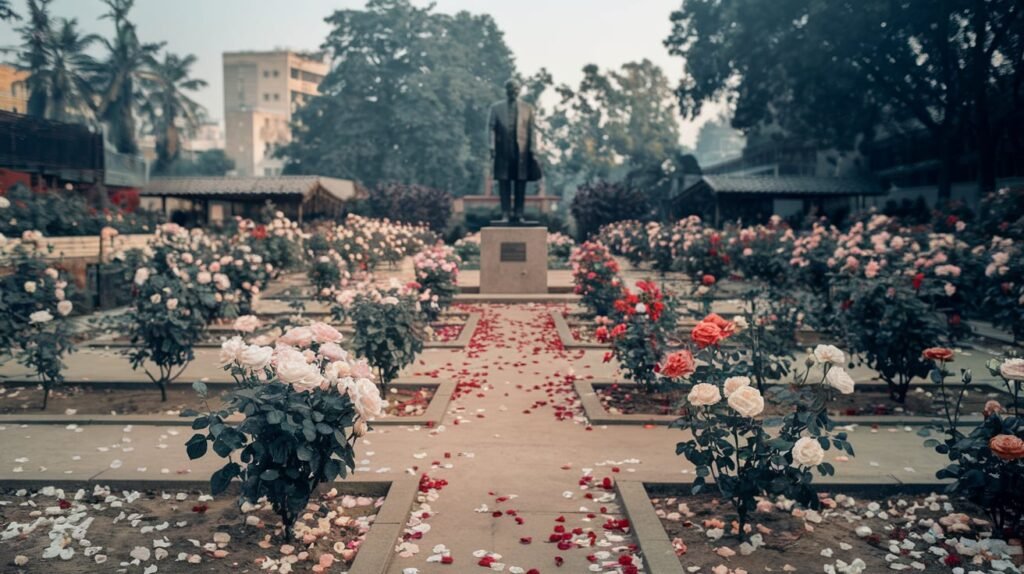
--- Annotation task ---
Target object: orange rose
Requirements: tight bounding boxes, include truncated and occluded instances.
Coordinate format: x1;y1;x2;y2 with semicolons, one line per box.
691;321;724;349
983;400;1005;418
658;350;695;379
922;347;954;362
989;434;1024;461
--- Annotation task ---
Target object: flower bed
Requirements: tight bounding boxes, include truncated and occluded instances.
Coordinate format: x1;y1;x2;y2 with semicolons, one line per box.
591;381;1011;420
643;487;1022;574
0;483;399;573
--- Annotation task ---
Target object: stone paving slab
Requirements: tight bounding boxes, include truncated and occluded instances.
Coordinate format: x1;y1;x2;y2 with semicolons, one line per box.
0;303;965;574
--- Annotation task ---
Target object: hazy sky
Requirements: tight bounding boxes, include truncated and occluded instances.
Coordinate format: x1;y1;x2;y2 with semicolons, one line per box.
1;0;723;146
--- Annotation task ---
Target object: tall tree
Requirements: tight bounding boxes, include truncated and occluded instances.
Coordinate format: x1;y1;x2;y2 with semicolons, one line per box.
91;0;163;154
545;60;682;191
37;18;98;123
0;0;18;21
280;0;516;194
665;0;1024;199
17;0;53;118
141;52;206;173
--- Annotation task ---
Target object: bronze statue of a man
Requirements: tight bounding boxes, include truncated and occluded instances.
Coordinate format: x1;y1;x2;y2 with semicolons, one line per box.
489;78;542;224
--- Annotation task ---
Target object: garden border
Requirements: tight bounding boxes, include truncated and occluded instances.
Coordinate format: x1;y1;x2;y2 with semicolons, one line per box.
0;379;456;427
575;378;993;427
83;312;482;351
0;476;418;574
615;477;951;574
550;309;608;350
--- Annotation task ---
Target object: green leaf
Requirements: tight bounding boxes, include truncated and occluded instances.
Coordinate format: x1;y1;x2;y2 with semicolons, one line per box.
185;433;208;459
260;469;280;481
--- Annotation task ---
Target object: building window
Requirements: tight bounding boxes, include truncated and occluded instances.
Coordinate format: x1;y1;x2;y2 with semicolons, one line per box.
265;168;273;176
273;93;280;101
290;68;300;79
263;70;269;78
272;70;279;77
263;93;270;101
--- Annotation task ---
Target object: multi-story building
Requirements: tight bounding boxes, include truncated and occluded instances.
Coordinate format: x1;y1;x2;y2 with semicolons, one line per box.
222;51;327;177
0;64;29;114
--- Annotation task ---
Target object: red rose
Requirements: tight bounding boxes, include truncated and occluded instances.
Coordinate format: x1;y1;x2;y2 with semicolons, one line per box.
658;350;695;379
922;347;954;362
912;272;925;290
691;321;724;348
595;326;609;343
701;274;716;286
610;324;627;339
701;313;735;338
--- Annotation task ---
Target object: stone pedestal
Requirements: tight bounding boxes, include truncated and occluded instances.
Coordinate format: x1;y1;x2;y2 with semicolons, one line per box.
480;226;548;294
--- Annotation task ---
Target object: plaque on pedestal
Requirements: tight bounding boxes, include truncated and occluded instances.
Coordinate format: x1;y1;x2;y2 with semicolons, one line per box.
479;226;548;294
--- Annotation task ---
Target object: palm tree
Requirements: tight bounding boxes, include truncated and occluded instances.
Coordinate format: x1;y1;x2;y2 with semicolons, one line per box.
17;0;53;117
40;19;99;123
0;0;18;21
91;0;163;154
142;52;207;173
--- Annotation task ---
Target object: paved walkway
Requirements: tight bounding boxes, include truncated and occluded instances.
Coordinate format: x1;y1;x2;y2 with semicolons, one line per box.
0;303;958;573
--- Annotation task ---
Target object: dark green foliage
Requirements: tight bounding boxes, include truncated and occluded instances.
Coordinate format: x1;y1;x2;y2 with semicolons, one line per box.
0;187;162;237
366;183;453;233
349;289;425;390
570;181;650;240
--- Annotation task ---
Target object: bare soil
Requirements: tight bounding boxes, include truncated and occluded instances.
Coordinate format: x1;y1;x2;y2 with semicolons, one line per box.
0;486;380;573
650;491;1008;573
595;384;1007;418
0;384;437;418
0;384;225;416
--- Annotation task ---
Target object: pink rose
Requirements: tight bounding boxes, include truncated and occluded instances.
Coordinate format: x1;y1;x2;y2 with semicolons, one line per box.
310;322;344;344
278;326;314;348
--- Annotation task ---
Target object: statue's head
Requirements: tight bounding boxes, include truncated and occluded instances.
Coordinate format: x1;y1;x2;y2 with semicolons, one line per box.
504;78;520;100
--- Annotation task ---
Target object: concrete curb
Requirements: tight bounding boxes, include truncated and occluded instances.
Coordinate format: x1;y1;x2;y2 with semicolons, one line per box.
0;476;417;574
454;293;580;304
575;378;998;427
616;476;953;574
83;312;481;351
550;310;608;350
0;379;456;428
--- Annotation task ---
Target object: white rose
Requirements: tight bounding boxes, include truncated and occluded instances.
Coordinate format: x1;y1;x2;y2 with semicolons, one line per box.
276;354;323;392
813;344;845;365
29;310;53;324
1000;358;1024;382
728;385;764;417
57;300;73;316
239;345;274;370
324;361;353;386
44;268;58;280
219;336;247;366
687;383;721;407
732;316;748;331
635;302;647;314
134;268;150;286
24;281;37;294
0;196;9;209
150;293;162;304
723;376;751;397
349;377;385;419
196;271;212;285
166;298;179;311
825;366;856;394
791;436;825;467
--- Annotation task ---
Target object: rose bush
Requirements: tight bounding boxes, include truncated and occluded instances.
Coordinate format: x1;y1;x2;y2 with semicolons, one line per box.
923;351;1024;538
670;337;855;539
412;244;460;323
0;239;75;409
186;329;382;540
570;241;623;318
343;282;425;391
601;280;678;391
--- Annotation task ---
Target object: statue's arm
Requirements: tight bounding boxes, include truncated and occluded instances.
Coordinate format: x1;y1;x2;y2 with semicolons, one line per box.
488;106;496;158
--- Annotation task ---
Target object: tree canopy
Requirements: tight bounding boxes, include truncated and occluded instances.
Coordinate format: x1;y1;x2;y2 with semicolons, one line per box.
280;0;515;195
665;0;1024;197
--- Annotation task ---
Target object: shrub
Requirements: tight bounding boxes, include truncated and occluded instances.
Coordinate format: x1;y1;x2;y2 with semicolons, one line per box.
0;186;161;237
570;181;650;240
412;245;461;323
366;183;453;233
670;333;855;539
186;329;381;540
600;280;678;391
0;239;75;409
923;351;1024;539
347;286;425;390
308;253;345;301
569;241;623;317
